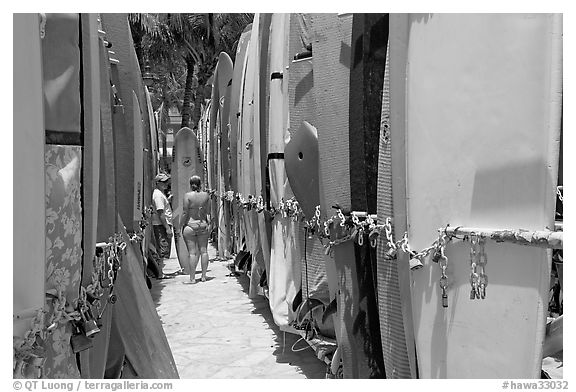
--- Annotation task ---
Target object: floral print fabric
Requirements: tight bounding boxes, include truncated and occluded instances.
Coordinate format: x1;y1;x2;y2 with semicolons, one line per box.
43;145;83;378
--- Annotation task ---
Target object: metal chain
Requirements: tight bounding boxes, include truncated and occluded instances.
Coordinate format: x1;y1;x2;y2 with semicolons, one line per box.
438;246;449;308
469;234;480;300
477;237;488;299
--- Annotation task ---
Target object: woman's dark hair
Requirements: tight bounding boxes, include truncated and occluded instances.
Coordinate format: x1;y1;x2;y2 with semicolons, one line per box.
190;175;202;191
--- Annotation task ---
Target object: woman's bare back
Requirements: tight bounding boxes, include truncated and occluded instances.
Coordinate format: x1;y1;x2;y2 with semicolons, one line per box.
183;191;210;222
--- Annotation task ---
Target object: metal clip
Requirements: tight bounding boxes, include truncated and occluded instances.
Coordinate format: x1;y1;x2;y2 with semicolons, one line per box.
337;209;346;227
357;228;364;246
438;252;449;308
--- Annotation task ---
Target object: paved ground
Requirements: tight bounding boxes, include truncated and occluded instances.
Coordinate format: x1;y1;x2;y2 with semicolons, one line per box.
149;240;327;379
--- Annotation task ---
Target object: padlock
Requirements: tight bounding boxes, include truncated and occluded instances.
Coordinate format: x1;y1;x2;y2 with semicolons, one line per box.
432;248;442;263
71;326;94;354
441;291;448;308
101;276;111;288
470;288;476;300
22;353;45;379
80;308;101;337
480;283;486;299
385;247;397;259
86;292;99;305
475;286;481;300
108;294;117;304
409;257;423;270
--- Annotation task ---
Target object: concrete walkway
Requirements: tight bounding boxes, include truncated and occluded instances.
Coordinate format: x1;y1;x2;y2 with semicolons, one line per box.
149;241;327;379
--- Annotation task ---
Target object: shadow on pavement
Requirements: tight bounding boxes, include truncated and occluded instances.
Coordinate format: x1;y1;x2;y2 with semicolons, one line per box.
236;272;327;379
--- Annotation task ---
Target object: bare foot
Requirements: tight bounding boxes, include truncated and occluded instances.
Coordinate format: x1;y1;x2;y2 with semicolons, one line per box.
201;276;207;282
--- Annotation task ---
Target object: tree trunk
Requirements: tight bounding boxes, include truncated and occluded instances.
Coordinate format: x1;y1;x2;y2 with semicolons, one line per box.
180;56;195;129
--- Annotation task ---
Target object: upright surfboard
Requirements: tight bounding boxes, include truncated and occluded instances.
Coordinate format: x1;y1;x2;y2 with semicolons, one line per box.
257;13;273;282
40;13;85;378
230;24;251;195
145;86;159;177
133;91;144;228
90;31;117;379
242;15;267;297
13;13;46;339
267;13;301;331
376;36;417;378
390;13;562;378
172;127;203;273
287;13;337;343
230;25;252;254
311;13;380;378
214;52;234;259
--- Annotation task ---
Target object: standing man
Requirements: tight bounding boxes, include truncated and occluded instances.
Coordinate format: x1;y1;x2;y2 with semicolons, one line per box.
152;173;173;263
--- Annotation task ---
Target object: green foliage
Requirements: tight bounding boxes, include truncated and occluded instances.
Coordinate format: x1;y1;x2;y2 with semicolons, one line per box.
129;13;253;128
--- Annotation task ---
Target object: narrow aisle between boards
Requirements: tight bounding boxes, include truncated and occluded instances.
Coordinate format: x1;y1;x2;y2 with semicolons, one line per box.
149;241;327;379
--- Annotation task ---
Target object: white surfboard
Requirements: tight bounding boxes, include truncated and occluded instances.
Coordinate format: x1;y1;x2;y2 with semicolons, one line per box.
389;13;562;378
172;127;204;273
13;14;46;337
231;25;252;254
267;13;301;331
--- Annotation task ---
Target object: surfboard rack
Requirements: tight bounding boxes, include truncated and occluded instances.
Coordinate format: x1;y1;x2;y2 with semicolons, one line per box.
442;227;563;250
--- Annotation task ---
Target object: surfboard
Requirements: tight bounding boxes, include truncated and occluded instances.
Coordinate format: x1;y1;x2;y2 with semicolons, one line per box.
229;25;251;194
172;127;204;273
145;86;159;177
132;91;144;229
266;12;302;331
208;65;219;244
90;32;117;379
38;13;84;378
215;52;234;259
81;14;102;292
97;38;117;243
112;214;179;378
241;15;267;297
287;13;337;342
230;25;252;255
13;13;46;339
312;13;381;378
100;13;141;232
389;13;562;378
376;35;417;379
257;13;273;282
346;13;387;377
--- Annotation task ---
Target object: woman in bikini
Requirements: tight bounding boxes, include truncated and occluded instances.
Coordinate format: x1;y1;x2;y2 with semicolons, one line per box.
180;175;211;284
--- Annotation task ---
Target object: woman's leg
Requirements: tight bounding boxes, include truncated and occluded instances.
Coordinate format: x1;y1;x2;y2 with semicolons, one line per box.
182;226;199;283
198;233;210;281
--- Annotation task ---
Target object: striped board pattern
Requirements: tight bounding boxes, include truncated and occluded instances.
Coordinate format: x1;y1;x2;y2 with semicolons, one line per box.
285;14;335;337
311;12;377;378
376;37;417;378
346;13;387;377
